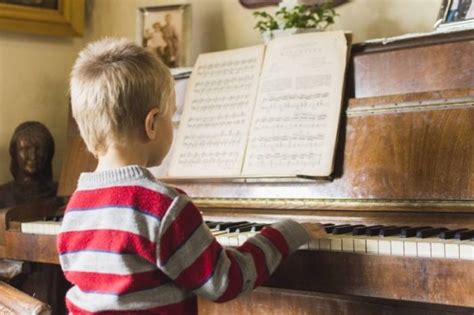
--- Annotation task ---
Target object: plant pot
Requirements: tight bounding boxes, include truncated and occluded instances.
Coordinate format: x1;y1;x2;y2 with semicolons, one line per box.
261;27;321;44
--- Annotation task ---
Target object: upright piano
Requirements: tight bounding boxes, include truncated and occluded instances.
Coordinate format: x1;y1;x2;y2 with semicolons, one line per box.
0;30;473;314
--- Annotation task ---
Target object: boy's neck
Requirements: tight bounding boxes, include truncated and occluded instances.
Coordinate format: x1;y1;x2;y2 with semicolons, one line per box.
95;144;149;172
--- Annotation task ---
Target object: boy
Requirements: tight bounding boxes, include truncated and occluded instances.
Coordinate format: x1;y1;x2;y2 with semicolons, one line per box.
58;38;326;314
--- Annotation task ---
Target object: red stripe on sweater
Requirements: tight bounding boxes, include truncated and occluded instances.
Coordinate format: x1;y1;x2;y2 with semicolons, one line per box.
259;227;289;258
58;230;156;263
237;242;268;288
159;202;203;264
215;250;243;302
66;186;173;218
66;296;197;315
174;239;222;289
64;270;169;295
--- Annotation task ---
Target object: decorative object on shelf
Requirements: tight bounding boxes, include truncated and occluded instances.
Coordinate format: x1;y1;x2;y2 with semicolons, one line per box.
434;0;474;31
0;121;57;208
240;0;348;9
253;0;339;42
0;0;84;36
137;4;191;68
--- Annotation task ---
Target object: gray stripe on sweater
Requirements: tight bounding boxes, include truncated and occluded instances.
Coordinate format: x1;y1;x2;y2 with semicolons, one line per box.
247;233;283;275
66;282;193;312
158;195;190;240
231;248;257;296
270;219;310;253
194;249;230;300
60;252;156;275
160;223;213;277
60;207;159;242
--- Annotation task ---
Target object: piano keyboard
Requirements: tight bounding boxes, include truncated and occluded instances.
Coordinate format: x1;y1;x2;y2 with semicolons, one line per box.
20;219;474;261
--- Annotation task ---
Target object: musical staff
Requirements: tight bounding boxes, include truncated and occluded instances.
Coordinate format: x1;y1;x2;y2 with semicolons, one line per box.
243;31;348;176
168;46;265;177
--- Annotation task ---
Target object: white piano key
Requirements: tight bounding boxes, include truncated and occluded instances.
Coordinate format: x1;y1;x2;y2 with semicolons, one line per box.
459;242;473;260
404;241;417;257
330;237;343;252
417;242;431;258
299;243;309;250
354;238;367;253
391;240;404;256
378;239;392;255
445;242;460;259
308;239;319;250
319;239;331;251
366;239;378;254
227;234;240;246
216;234;230;246
237;232;255;245
431;242;445;259
342;238;354;252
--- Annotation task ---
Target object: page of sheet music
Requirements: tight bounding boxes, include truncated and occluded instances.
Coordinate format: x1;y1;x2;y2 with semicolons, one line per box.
242;31;348;177
168;46;265;177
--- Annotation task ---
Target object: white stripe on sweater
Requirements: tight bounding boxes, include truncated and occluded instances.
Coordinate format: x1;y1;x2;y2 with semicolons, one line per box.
66;282;193;312
194;250;230;300
160;223;213;277
60;251;156;275
60;207;159;241
247;233;283;274
158;195;189;240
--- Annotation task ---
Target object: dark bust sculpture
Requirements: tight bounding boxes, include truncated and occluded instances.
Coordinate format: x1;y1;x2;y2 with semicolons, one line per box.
0;121;57;208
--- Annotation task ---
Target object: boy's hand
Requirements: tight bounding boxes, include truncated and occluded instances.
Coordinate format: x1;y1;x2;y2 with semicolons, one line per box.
300;222;327;239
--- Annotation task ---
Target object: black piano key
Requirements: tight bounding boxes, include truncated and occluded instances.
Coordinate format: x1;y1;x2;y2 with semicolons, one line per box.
226;223;255;233
251;223;267;232
43;215;63;222
439;228;468;240
379;226;409;237
401;226;432;238
216;221;249;231
366;225;390;236
454;230;474;240
325;224;350;234
235;224;256;233
205;221;223;229
333;224;365;235
416;227;449;239
353;225;383;235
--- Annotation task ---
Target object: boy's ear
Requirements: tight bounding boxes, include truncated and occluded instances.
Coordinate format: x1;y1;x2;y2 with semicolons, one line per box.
144;108;160;140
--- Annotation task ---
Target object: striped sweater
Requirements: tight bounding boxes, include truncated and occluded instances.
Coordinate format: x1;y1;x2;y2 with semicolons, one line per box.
57;165;310;314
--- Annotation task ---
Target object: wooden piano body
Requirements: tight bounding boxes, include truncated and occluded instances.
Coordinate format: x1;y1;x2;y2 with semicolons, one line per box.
0;31;473;314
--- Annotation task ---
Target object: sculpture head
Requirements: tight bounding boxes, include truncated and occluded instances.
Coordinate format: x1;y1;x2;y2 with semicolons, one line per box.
9;121;54;182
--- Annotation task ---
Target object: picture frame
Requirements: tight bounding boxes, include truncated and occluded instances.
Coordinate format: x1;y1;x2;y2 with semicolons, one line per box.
137;4;191;68
434;0;474;30
0;0;85;36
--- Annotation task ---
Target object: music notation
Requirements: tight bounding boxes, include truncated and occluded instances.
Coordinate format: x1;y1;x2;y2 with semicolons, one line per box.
168;31;348;179
243;31;348;176
168;46;265;177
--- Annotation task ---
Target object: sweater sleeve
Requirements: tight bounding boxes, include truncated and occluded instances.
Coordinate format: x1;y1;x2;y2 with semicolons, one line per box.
156;194;310;302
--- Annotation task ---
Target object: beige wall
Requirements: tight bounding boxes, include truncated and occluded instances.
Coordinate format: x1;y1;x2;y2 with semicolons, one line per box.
222;0;442;48
0;33;83;183
0;0;442;183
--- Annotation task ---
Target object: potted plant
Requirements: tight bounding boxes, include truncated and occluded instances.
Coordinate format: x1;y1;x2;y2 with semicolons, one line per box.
253;0;338;43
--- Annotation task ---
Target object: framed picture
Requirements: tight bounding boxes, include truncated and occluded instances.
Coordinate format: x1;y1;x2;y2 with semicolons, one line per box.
137;5;191;68
435;0;474;29
0;0;85;36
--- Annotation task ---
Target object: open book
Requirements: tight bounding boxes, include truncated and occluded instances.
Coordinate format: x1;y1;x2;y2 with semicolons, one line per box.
166;31;350;179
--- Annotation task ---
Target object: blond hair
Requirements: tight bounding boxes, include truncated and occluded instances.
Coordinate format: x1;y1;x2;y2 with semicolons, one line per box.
70;38;173;155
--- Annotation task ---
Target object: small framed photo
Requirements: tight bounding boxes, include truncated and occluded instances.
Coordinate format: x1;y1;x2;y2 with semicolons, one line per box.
137;4;191;68
435;0;474;29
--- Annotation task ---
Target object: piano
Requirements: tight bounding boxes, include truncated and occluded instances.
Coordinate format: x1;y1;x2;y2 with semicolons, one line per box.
0;30;473;314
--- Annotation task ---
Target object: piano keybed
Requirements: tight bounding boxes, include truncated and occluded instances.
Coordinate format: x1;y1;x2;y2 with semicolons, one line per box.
20;218;474;261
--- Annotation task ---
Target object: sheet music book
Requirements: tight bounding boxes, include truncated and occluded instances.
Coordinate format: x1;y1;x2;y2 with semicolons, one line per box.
167;31;350;179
